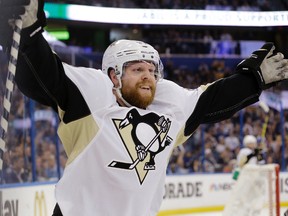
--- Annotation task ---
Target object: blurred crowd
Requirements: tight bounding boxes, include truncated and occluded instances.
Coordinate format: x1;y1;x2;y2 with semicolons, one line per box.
143;29;239;56
167;105;288;175
0;48;288;184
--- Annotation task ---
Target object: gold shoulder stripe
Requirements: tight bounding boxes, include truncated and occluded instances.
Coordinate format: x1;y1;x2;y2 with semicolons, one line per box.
58;114;99;165
174;126;189;148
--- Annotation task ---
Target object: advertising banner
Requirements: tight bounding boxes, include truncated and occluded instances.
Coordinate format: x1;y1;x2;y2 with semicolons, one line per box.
0;172;287;215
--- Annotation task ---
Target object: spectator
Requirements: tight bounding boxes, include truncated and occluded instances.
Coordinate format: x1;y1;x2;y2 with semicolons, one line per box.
3;157;30;183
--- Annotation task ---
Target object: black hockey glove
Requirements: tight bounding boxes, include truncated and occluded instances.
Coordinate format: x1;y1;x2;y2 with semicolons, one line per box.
236;42;288;90
0;0;46;52
0;0;29;52
254;148;264;161
245;148;264;164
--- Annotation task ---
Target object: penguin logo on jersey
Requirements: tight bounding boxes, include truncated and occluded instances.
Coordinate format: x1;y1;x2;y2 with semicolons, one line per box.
109;108;172;183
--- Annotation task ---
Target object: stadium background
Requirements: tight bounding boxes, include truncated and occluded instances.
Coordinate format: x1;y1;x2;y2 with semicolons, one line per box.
0;0;288;215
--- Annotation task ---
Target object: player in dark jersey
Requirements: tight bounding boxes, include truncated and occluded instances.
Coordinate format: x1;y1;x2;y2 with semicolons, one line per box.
1;1;288;216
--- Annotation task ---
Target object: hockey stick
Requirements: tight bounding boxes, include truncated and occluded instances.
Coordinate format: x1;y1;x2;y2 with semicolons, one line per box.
259;101;269;137
0;19;23;175
258;101;269;151
109;121;171;170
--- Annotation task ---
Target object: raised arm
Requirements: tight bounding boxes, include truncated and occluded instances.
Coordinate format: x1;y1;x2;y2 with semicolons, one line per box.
16;32;62;110
0;0;90;123
184;43;288;136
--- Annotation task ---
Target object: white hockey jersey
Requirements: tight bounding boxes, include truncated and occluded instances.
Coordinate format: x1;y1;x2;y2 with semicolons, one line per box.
15;32;264;216
55;63;205;216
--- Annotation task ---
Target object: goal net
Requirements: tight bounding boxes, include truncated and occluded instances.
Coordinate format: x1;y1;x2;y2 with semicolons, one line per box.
223;163;280;216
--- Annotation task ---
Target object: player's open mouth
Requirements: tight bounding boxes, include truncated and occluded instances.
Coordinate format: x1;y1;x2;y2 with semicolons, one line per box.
140;86;151;91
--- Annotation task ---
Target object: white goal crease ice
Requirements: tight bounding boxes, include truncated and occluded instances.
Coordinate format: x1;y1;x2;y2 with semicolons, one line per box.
223;163;280;216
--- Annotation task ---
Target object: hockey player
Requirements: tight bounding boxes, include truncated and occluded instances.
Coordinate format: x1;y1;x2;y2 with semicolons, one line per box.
1;1;288;216
233;135;265;180
237;135;265;168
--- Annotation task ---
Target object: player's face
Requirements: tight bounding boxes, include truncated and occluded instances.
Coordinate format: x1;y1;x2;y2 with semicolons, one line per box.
121;60;157;109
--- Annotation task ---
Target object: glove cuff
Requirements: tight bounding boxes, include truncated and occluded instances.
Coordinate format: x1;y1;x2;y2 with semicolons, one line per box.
236;42;276;90
20;19;45;49
236;66;276;90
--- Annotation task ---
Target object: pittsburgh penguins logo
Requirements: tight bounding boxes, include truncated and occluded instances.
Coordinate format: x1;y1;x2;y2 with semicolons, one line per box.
109;108;172;183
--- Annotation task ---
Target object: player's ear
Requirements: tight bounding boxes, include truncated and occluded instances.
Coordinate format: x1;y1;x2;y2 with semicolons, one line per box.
108;68;120;87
